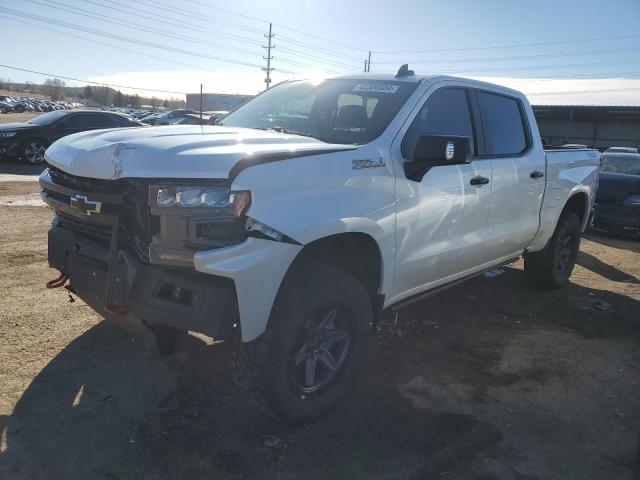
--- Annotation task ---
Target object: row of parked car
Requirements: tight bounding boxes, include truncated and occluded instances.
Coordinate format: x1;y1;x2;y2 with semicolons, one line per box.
101;107;229;126
0;107;231;165
0;95;79;114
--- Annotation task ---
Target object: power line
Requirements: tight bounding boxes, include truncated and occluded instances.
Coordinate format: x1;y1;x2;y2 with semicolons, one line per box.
131;0;363;64
23;0;263;58
184;0;368;53
423;59;640;75
129;0;264;35
78;0;359;70
0;14;220;74
0;64;188;95
0;6;277;71
82;0;263;46
373;47;640;65
373;33;640;54
527;87;640;96
497;71;640;82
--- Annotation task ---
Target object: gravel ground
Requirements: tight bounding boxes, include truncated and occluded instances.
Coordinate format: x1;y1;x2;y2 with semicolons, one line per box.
0;166;638;480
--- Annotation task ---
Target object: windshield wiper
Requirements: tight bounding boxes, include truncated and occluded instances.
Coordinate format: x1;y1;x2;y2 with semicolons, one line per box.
266;126;313;137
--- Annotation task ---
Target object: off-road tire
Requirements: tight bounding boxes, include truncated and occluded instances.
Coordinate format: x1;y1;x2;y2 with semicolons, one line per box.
234;261;372;423
524;211;581;289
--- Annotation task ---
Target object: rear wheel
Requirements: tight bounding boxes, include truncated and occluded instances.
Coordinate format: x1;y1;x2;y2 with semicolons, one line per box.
524;211;581;289
23;140;47;164
234;261;371;423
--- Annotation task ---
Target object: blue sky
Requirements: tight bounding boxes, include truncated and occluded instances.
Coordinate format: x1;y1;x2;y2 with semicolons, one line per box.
1;0;639;103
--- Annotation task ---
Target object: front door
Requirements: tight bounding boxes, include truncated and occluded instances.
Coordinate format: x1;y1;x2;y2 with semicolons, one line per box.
390;86;494;304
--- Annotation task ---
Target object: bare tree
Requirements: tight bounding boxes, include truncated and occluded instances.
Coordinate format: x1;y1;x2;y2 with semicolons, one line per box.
44;78;66;101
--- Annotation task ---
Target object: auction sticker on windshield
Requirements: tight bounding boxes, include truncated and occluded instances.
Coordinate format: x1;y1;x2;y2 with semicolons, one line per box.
353;83;399;94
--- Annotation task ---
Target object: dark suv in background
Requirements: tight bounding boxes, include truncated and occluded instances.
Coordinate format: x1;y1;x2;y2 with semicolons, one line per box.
0;110;144;164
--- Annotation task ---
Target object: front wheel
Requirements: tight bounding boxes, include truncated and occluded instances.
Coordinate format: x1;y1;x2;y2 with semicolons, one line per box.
23;140;48;164
234;261;371;423
524;211;581;289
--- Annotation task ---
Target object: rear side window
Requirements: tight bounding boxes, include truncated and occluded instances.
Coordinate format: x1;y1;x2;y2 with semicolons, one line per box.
477;92;528;156
402;88;475;159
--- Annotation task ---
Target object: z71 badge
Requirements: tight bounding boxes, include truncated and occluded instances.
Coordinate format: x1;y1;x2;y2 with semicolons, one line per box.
352;158;386;170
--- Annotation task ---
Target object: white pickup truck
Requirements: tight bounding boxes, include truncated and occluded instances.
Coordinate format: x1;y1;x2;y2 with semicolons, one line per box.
41;66;599;422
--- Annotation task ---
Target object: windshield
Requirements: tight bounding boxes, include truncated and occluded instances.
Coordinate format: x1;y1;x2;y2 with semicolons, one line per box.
601;154;640;176
26;110;69;125
219;79;418;145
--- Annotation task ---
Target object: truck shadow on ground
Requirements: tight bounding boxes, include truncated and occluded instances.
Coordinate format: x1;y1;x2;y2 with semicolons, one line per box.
0;162;44;176
1;268;639;479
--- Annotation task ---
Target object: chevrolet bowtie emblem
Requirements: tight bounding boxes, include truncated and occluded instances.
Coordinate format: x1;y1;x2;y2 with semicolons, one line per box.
70;194;102;216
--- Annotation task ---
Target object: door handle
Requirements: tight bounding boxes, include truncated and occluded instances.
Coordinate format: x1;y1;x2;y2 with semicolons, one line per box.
470;175;490;186
530;170;544;179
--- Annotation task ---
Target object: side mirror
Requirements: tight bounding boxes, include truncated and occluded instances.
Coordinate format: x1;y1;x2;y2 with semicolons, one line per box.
414;134;471;165
405;134;472;181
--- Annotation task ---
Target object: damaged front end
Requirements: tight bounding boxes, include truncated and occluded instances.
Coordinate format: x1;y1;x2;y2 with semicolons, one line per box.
40;166;252;339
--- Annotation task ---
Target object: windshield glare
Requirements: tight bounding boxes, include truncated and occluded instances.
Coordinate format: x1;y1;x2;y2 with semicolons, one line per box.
26;110;69;125
219;79;418;145
601;154;640;176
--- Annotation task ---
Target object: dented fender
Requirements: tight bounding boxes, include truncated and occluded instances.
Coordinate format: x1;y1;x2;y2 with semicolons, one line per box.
194;237;302;342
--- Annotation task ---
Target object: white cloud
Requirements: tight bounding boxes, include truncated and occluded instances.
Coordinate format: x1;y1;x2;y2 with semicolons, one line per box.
87;70;640;105
470;76;640;105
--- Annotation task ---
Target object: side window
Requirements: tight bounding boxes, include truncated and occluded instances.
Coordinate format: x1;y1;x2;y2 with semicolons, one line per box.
58;114;87;128
92;114;120;128
402;88;475;159
477;92;528;155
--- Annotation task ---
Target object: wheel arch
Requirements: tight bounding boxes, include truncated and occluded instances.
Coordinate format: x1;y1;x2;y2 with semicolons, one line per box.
280;232;385;320
562;190;590;229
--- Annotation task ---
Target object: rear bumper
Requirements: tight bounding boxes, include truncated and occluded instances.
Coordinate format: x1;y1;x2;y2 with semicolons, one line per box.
592;204;640;233
48;225;238;339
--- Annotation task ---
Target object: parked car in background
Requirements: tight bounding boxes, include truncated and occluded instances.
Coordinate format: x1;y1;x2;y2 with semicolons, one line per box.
206;111;229;124
139;112;162;125
177;113;211;125
0;109;144;164
605;146;638;154
0;101;12;114
154;109;197;125
592;152;640;237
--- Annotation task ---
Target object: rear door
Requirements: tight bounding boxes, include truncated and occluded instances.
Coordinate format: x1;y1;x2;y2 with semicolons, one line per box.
474;90;545;258
390;86;494;302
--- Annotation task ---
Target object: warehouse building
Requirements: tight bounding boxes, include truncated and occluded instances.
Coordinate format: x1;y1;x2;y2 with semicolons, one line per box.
532;105;640;151
186;93;254;112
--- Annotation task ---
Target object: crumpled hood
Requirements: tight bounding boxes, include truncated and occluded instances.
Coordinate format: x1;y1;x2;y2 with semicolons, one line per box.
44;125;353;180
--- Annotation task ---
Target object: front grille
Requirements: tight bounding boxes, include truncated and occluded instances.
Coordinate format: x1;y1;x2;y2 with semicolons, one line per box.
48;166;123;193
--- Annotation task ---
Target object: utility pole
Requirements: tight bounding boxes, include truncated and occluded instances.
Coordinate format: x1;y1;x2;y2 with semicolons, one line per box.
363;59;367;73
199;83;203;120
367;51;372;72
262;23;275;90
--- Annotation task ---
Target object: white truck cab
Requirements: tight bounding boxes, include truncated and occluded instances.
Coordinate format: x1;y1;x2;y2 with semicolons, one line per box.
41;66;599;421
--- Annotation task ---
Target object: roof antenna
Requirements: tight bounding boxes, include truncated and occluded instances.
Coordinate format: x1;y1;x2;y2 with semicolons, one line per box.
395;64;414;78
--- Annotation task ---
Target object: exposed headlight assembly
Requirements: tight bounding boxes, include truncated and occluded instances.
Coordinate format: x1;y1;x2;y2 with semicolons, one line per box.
152;186;251;217
623;195;640;208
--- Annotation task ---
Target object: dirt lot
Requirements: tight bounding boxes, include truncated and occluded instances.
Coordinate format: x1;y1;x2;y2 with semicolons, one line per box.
0;164;638;480
0;112;40;124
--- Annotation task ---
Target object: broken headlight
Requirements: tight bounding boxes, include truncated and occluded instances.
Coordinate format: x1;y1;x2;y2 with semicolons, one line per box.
152;186;251;218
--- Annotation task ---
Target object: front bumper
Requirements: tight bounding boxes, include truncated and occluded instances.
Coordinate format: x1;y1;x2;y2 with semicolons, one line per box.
48;225;238;339
592;204;640;234
0;140;20;159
